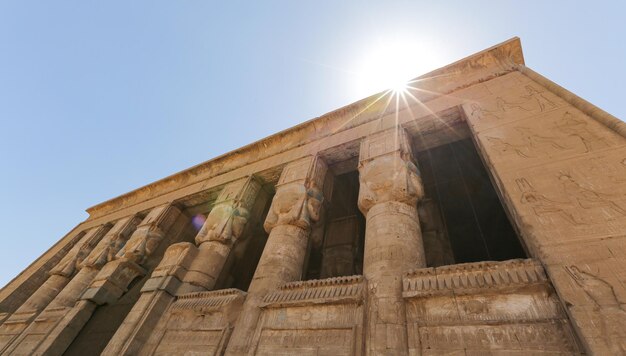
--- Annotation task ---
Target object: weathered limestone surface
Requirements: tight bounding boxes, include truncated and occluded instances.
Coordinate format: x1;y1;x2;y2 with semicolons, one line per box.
0;224;111;354
2;38;624;355
463;70;626;354
225;156;328;355
4;217;141;356
403;259;581;354
103;178;262;356
358;128;425;355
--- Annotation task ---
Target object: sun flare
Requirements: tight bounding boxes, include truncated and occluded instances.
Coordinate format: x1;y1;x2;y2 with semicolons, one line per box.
354;37;442;98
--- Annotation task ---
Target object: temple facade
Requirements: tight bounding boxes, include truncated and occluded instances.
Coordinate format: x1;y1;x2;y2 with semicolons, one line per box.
1;37;625;355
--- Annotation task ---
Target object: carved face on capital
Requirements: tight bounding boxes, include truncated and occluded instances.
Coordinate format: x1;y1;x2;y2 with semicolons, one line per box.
264;182;324;232
358;153;423;212
119;226;164;265
196;203;250;245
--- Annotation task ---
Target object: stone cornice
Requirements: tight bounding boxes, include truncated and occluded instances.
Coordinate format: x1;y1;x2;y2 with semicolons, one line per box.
402;259;547;298
172;288;246;312
263;275;364;307
86;37;524;220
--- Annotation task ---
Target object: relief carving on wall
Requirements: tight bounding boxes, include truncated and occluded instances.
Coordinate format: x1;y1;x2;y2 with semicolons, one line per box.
483;110;613;163
565;266;626;354
516;170;626;227
469;84;558;123
403;259;580;354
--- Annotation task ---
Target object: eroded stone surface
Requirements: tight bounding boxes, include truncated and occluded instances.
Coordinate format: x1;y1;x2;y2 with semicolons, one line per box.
2;38;623;355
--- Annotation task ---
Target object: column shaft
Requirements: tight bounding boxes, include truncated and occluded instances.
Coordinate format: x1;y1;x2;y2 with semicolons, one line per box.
358;128;425;356
225;156;327;355
0;224;109;354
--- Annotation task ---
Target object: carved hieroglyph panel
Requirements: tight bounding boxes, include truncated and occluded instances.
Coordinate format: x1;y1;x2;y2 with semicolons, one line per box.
148;289;245;356
255;328;355;356
154;329;224;356
496;146;626;246
403;260;581;355
466;73;569;134
475;106;624;172
253;278;364;356
417;322;577;355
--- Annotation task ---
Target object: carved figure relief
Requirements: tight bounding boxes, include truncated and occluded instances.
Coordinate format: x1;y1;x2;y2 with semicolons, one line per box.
522;85;556;112
469;85;557;123
565;266;626;354
555;111;609;153
469;103;502;121
558;172;626;219
516;178;587;225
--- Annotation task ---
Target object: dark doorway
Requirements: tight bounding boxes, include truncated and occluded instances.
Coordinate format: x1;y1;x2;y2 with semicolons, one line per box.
417;138;526;264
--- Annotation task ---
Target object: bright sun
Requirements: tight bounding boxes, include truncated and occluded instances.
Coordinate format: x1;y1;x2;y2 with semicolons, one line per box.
354;38;442;98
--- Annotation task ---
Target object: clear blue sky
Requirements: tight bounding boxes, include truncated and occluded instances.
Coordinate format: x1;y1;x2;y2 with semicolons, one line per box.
1;1;624;287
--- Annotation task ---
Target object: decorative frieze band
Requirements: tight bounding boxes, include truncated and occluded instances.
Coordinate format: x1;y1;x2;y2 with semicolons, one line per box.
403;259;547;298
172;288;246;312
263;275;364;307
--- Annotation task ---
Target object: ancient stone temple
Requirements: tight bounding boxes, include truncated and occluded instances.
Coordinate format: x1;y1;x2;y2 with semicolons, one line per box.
1;37;625;355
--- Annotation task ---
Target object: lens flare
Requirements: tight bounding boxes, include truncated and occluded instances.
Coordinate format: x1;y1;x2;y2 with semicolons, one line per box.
191;214;206;231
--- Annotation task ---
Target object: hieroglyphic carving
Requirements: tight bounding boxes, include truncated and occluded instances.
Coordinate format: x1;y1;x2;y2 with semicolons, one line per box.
195;177;261;246
417;322;575;353
486;127;568;159
516;177;588;226
145;289;246;355
555;111;610;152
516;171;626;227
482;109;616;165
469;84;560;123
264;156;327;232
256;328;355;355
565;266;626;354
404;259;581;354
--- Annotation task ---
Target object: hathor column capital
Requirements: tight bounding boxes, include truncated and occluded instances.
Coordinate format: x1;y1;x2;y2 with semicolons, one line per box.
263;155;327;233
195;176;261;247
357;127;424;215
358;127;426;356
225;156;328;355
182;177;262;291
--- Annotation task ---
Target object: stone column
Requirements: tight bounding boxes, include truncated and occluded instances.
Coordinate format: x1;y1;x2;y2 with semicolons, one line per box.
21;204;181;356
225;156;327;355
6;216;141;356
183;177;262;291
0;224;110;353
357;128;425;356
102;178;261;356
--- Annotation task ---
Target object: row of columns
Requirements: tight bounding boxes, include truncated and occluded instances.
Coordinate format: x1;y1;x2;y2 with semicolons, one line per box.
0;126;427;355
0;204;184;355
